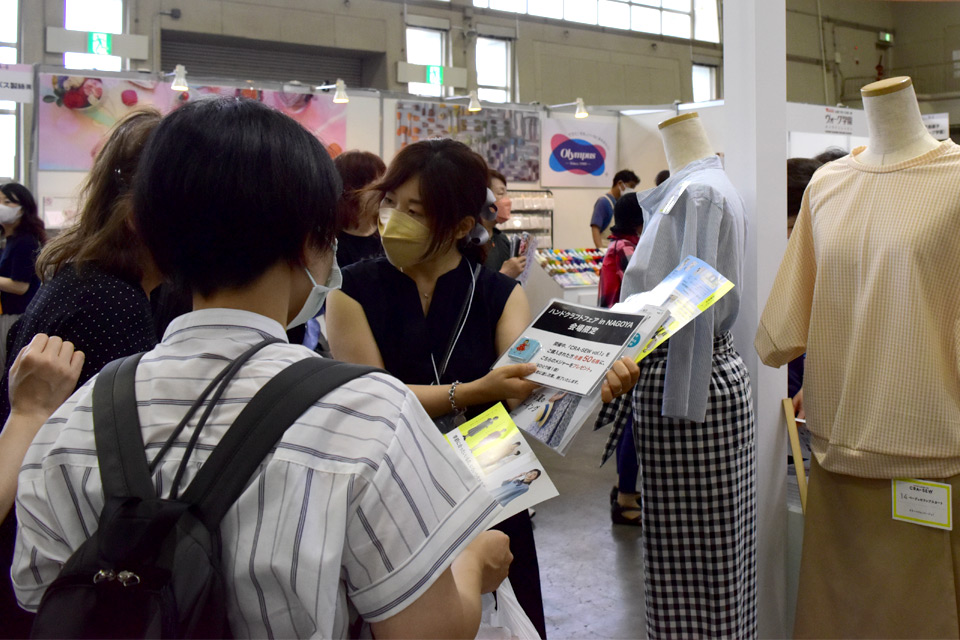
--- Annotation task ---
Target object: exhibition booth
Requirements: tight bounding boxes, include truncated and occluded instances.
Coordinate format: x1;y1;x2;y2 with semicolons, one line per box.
13;2;951;628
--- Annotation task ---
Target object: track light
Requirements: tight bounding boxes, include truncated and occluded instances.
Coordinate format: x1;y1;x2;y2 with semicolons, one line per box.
468;90;482;112
333;79;349;104
575;97;588;118
170;64;188;91
547;97;590;118
316;79;349;104
447;91;483;113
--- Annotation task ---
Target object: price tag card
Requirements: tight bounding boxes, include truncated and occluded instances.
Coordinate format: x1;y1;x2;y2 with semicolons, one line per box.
892;479;952;530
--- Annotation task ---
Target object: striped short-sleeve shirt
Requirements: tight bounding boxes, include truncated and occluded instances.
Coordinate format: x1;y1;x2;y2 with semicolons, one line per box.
756;140;960;479
13;308;499;638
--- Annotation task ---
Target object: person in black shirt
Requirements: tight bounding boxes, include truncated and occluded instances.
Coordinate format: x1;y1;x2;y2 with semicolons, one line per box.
482;169;526;278
0;182;45;367
334;150;387;270
329;139;640;638
0;109;163;639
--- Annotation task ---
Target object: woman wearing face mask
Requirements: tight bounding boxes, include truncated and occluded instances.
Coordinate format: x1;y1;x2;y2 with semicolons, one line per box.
482;169;526;278
0;183;45;367
327;139;640;638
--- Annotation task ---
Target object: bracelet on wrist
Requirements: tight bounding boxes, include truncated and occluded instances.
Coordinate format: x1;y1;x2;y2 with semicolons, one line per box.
449;380;462;413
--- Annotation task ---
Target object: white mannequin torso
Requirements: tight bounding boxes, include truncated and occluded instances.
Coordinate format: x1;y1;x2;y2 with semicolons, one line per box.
856;77;940;166
659;112;716;173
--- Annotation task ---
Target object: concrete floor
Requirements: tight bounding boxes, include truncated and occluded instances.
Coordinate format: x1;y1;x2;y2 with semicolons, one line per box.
529;423;647;639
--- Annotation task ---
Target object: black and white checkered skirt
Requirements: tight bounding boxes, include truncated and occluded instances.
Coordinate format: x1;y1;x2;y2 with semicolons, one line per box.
632;331;757;639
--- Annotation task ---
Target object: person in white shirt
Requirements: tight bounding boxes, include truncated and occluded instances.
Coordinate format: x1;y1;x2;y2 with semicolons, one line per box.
13;97;511;639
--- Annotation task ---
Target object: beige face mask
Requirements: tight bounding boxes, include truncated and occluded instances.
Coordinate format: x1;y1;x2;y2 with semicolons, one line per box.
378;207;432;269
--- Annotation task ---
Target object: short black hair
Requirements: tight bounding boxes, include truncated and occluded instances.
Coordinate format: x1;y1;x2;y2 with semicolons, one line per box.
612;170;639;187
133;97;340;297
655;170;670;186
611;193;644;236
787;158;823;219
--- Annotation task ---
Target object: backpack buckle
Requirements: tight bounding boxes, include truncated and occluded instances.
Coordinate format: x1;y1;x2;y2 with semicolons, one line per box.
117;571;141;587
93;569;115;584
93;569;140;587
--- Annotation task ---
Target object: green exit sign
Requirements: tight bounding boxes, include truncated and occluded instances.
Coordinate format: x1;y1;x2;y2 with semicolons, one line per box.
426;65;444;85
87;32;112;55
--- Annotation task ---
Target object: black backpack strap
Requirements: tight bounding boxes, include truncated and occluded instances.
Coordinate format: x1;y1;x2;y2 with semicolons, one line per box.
92;353;153;500
181;357;379;529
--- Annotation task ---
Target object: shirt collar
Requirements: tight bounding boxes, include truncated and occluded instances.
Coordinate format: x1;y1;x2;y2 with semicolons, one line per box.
162;308;289;343
637;155;724;210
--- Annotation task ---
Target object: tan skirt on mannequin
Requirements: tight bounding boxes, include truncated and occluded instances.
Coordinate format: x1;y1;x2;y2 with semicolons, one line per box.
795;458;960;638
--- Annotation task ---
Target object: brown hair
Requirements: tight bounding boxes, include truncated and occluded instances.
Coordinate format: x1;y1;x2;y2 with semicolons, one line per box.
488;169;507;187
372;139;488;260
36;108;162;283
333;150;386;230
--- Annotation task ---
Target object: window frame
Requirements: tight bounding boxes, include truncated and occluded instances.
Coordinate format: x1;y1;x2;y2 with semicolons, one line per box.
475;36;513;103
0;0;18;181
691;62;719;103
405;25;449;98
471;0;720;44
63;0;125;72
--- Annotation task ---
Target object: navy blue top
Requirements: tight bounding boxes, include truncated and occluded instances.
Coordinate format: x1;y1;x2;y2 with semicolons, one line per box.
0;234;41;315
340;256;517;420
0;263;157;421
590;193;616;231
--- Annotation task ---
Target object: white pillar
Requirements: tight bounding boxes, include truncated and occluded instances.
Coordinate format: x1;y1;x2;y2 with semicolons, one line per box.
722;0;789;637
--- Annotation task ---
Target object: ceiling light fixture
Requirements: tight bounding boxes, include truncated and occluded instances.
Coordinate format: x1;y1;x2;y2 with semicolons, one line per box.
547;97;589;118
316;79;350;104
170;64;188;91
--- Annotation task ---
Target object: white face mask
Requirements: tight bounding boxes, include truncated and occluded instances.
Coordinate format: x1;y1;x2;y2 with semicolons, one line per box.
619;183;636;196
0;203;21;224
287;247;342;329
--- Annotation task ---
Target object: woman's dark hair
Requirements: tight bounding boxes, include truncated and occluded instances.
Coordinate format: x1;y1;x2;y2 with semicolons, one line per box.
334;150;386;230
814;147;847;164
0;182;45;244
655;169;670;186
36;109;161;283
488;169;507;187
133;97;340;297
787;158;823;219
611;193;643;236
372;139;488;260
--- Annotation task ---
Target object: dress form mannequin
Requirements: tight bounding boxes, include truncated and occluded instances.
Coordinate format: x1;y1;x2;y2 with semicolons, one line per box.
857;76;940;166
658;112;715;173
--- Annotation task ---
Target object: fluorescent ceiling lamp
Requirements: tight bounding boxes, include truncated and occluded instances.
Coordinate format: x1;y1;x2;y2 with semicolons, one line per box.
575;97;588;118
468;90;482;112
170;64;188;91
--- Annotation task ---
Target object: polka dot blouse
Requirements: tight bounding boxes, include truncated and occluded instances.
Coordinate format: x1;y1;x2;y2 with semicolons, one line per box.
0;262;158;421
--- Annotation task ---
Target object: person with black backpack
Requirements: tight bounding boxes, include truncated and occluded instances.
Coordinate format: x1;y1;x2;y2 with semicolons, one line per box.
12;97;512;639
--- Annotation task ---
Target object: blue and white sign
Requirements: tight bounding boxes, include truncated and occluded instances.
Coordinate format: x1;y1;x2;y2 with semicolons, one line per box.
541;117;618;187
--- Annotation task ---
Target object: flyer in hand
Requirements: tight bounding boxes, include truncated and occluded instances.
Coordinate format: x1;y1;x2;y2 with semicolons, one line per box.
491;300;653;396
508;304;669;455
444;403;558;526
613;255;734;362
